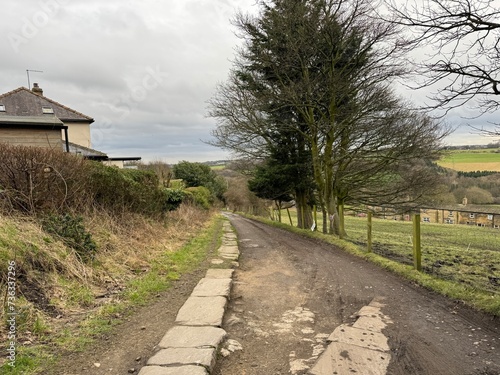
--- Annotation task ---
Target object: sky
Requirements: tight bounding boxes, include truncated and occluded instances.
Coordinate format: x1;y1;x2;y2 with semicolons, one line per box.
0;1;498;163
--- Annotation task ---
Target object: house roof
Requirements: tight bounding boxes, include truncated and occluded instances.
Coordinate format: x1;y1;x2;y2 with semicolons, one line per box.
0;87;94;123
422;204;500;215
0;115;67;129
67;141;108;160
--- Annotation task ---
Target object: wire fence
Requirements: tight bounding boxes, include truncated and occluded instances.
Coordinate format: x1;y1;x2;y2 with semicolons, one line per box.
275;207;500;296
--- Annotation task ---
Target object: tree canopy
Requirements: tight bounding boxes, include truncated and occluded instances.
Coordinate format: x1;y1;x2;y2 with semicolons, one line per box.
209;0;447;235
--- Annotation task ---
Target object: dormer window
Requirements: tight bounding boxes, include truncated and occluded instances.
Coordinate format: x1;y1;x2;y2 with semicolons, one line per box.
42;106;54;114
0;104;5;112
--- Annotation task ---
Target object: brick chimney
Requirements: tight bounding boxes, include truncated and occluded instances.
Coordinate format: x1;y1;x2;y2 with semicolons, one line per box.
32;83;43;96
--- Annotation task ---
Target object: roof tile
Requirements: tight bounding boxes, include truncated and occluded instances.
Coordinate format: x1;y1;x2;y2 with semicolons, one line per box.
0;87;94;123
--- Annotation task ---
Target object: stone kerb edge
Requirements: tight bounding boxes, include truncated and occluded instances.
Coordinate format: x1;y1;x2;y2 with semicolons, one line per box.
138;219;238;375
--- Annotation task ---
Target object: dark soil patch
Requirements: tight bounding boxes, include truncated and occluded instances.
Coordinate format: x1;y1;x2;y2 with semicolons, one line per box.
18;274;61;317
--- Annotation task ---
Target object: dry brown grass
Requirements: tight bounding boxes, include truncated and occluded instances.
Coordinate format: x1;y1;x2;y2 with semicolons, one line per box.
86;204;213;277
0;204;215;361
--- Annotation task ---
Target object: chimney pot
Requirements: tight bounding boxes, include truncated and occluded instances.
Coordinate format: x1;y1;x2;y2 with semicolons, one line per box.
32;83;43;96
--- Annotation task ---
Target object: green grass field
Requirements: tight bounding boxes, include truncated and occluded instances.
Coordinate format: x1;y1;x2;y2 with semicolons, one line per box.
438;149;500;171
344;216;500;294
209;165;226;170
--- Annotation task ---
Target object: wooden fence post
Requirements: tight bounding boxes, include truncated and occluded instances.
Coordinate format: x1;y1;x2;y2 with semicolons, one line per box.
367;211;373;253
286;208;293;226
413;213;422;271
339;203;345;239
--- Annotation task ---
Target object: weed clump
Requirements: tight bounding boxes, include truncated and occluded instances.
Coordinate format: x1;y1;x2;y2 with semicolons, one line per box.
41;214;97;262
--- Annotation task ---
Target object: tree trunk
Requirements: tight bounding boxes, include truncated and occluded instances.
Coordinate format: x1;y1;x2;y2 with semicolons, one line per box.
296;189;313;229
323;131;336;235
337;199;347;239
322;209;327;234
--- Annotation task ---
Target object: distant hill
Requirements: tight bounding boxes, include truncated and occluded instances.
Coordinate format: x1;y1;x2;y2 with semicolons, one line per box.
202;160;228;166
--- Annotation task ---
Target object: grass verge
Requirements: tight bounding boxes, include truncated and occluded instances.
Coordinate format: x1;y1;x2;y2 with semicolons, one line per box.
0;212;225;374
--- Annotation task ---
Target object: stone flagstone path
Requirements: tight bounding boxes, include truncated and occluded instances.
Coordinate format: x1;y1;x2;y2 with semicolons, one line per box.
138;220;239;375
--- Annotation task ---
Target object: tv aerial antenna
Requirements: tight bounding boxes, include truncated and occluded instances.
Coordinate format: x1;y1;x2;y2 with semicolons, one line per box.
26;69;43;88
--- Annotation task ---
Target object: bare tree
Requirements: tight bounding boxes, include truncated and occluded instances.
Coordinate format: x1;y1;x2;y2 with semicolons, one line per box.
139;159;173;187
209;0;447;236
386;0;500;126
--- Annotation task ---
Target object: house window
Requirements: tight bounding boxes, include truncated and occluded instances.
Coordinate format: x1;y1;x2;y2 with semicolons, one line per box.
423;217;430;223
469;213;475;219
488;214;493;221
448;211;454;217
42;106;54;114
0;104;5;111
445;219;454;224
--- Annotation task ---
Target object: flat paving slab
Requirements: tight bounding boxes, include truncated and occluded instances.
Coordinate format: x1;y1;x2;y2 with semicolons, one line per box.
219;245;239;253
309;342;390;375
175;296;227;326
191;278;232;298
159;326;226;349
328;324;389;352
205;269;234;279
147;348;215;370
221;253;239;261
310;299;392;374
352;304;392;333
356;305;384;318
138;366;208;375
219;247;240;260
352;316;387;333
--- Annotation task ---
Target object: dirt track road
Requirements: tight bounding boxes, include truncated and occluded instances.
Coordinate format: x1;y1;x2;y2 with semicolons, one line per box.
214;214;500;375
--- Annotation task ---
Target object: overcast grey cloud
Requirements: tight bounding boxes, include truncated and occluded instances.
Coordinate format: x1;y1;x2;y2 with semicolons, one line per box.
0;0;258;162
0;1;497;164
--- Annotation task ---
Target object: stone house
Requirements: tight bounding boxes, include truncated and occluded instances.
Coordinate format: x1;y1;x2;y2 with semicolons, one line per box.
418;207;499;229
0;84;141;167
0;84;94;149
